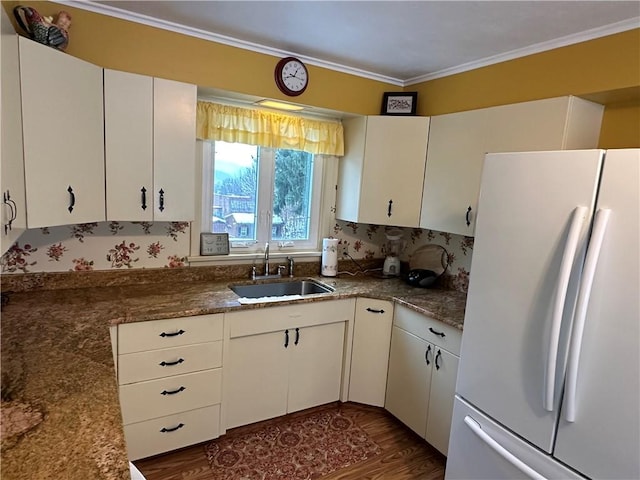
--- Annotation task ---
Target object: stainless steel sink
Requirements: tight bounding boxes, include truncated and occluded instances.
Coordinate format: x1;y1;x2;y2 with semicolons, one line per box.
230;279;334;298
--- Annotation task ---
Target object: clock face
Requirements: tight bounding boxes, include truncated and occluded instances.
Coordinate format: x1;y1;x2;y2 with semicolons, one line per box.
275;57;308;96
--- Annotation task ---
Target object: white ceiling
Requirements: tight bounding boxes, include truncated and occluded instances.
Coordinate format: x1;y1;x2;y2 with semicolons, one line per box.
63;1;639;86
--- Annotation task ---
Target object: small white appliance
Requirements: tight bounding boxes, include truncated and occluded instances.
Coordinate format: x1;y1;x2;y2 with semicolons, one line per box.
382;229;405;276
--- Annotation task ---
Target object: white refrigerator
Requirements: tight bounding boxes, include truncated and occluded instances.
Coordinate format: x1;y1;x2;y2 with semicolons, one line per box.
446;149;639;479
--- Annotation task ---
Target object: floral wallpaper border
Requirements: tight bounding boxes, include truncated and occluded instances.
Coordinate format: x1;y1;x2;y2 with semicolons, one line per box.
1;221;190;273
1;219;473;292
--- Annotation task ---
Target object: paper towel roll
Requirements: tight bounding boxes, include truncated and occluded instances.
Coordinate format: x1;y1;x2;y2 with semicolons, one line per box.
321;238;339;277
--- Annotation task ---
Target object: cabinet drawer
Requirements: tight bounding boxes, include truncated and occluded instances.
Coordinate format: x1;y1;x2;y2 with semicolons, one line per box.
124;404;220;461
118;341;222;385
228;298;354;338
119;368;222;425
394;304;462;355
118;314;223;354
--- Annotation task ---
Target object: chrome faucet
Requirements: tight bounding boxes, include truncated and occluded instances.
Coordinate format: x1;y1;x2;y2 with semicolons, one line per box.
287;256;295;277
249;242;287;280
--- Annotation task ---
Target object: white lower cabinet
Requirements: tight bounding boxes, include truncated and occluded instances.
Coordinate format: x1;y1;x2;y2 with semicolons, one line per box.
123;405;220;461
224;300;353;429
348;298;393;407
116;314;223;460
385;304;461;456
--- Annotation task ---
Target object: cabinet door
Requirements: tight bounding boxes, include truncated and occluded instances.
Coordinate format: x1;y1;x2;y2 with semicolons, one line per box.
385;326;432;438
483;97;570;154
19;37;105;227
420;108;487;236
358;116;429;227
0;12;26;253
104;69;153;221
421;97;602;237
425;347;459;455
288;321;345;413
153;78;196;221
225;330;289;429
349;299;393;407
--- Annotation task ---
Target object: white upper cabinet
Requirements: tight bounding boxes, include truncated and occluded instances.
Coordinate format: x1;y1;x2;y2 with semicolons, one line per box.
104;69;153;221
337;115;430;227
105;71;196;221
1;11;26;254
420;96;604;236
153;77;196;221
19;37;105;228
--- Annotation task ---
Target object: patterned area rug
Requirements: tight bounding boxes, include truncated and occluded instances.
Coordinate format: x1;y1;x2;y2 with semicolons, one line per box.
204;405;381;480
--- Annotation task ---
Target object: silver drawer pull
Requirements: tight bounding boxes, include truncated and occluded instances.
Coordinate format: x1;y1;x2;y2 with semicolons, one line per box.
160;386;186;395
159;358;184;367
160;423;184;433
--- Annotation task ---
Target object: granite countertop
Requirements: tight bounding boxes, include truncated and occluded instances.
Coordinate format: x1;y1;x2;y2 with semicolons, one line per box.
105;274;467;329
0;271;466;480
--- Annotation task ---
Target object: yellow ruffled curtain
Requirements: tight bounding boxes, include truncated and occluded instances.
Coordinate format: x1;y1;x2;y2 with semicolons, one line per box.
196;101;344;156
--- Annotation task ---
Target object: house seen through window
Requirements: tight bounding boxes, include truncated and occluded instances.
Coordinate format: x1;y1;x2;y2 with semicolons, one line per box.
204;141;322;251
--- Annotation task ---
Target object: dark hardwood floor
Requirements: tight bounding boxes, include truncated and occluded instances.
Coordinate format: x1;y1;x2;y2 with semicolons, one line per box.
134;402;446;480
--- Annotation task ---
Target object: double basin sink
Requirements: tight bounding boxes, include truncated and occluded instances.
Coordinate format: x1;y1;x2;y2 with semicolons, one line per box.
230;278;334;299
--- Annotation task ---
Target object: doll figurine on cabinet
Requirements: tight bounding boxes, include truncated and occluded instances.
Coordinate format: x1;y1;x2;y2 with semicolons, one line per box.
13;5;71;51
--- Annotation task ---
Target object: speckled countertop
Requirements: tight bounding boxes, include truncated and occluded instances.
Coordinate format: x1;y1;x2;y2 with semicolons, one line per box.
0;267;466;480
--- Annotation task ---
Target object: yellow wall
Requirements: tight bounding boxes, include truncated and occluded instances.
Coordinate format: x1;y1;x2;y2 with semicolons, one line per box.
5;1;639;146
412;29;640;115
598;100;640;148
4;1;394;114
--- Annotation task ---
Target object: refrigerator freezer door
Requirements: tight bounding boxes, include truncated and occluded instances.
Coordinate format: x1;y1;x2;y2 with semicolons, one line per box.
456;150;603;452
446;396;584;480
554;149;640;479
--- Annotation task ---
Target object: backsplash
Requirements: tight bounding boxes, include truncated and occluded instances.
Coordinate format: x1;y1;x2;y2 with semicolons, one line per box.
332;220;472;292
1;222;190;273
1;220;472;291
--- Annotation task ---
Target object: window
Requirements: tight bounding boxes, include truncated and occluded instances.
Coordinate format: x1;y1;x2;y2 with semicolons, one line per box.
201;141;325;252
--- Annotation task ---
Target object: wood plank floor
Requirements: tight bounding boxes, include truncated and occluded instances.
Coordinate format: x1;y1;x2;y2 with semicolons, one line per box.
135;402;446;480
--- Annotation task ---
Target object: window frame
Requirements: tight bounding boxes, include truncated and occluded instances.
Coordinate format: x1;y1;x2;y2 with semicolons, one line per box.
191;140;335;260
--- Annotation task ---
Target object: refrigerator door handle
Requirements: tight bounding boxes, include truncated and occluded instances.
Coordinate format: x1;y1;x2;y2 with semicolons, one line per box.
564;208;611;423
463;415;548;480
544;206;588;412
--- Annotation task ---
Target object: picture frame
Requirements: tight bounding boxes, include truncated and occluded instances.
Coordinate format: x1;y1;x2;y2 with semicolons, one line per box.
381;91;418;116
200;233;230;256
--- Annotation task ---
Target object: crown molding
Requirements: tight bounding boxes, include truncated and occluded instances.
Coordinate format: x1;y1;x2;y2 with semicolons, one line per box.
405;17;640;86
54;0;404;86
55;1;638;88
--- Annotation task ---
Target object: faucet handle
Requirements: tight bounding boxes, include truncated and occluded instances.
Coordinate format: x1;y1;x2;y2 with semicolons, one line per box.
277;265;286;277
251;265;257;280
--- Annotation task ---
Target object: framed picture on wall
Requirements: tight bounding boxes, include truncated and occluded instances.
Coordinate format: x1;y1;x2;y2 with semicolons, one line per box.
381;92;418;115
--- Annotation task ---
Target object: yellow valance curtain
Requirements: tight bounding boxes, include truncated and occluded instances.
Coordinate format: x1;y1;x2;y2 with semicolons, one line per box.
196;101;344;156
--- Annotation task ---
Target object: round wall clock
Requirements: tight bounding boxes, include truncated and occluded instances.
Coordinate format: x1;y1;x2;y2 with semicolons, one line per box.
274;57;309;96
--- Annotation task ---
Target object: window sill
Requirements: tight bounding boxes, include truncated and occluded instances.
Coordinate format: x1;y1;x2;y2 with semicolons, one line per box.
188;250;322;266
